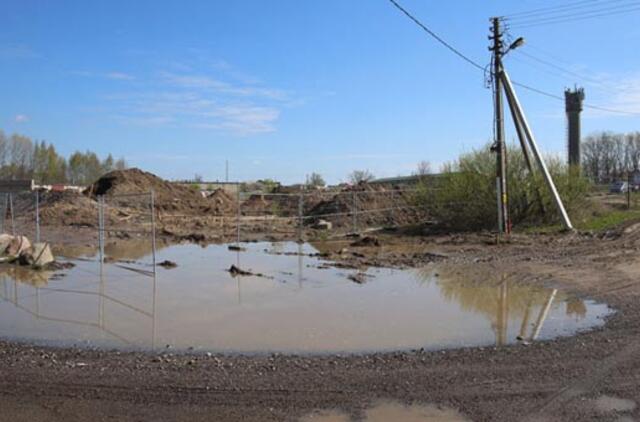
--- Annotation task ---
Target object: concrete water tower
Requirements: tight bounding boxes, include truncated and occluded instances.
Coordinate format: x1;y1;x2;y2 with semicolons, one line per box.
565;87;585;167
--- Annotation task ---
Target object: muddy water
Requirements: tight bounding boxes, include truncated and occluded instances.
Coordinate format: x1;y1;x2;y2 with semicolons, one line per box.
300;400;469;421
0;241;611;353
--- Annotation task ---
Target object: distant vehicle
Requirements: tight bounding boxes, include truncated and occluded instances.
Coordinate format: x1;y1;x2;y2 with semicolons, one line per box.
610;181;629;193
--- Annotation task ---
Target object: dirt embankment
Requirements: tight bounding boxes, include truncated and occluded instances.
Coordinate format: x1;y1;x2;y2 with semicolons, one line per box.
3;227;640;421
306;183;424;228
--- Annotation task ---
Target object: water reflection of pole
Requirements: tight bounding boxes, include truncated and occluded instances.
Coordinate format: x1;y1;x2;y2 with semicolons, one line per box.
496;278;509;346
297;242;303;289
236;250;242;305
152;262;157;349
99;260;105;329
519;299;533;339
531;289;557;341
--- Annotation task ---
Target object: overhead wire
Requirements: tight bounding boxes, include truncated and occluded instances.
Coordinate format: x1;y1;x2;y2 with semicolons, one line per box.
386;0;485;71
503;0;637;21
507;3;640;28
501;0;604;19
386;0;640;116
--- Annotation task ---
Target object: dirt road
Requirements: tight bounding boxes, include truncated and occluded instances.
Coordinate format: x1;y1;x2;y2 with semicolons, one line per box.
2;228;640;421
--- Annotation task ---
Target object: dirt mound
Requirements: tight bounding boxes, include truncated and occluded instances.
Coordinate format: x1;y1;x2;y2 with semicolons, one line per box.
208;189;237;214
242;194;274;216
86;168;231;215
307;184;423;229
11;190;102;227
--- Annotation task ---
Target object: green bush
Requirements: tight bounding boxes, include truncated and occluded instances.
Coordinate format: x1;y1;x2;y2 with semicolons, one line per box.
413;145;591;231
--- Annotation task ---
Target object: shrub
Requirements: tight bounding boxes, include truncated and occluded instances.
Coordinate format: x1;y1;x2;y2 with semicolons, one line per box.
413;145;591;231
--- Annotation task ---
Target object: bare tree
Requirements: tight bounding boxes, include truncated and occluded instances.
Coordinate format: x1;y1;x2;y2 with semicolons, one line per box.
306;172;325;188
348;169;374;184
582;131;640;183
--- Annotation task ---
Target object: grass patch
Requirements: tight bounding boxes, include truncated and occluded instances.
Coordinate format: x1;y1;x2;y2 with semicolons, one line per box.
577;209;640;231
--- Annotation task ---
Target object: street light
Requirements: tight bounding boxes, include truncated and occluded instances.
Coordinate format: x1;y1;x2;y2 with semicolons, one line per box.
504;37;525;55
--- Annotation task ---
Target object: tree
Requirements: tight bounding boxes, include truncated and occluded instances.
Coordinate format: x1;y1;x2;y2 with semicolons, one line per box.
348;169;374;184
414;160;432;179
582;131;640;183
306;172;325;188
114;157;127;170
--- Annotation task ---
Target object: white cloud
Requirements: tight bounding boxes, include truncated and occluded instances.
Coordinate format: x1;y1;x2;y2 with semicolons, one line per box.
0;44;40;60
161;72;290;101
14;114;29;123
99;62;295;136
106;72;135;80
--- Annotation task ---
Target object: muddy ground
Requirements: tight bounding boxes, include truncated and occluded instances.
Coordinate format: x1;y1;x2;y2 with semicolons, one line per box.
2;223;640;421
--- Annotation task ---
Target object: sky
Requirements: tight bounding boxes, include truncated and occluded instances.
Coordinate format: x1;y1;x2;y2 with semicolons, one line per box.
1;0;640;184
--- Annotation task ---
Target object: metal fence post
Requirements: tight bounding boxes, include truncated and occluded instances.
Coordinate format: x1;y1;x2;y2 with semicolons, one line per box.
9;193;15;236
352;190;357;234
35;190;40;243
0;193;6;234
150;190;157;272
298;192;304;242
236;189;241;246
98;195;104;263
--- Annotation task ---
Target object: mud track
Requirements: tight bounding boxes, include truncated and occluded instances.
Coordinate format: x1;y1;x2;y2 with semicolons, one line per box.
2;227;640;421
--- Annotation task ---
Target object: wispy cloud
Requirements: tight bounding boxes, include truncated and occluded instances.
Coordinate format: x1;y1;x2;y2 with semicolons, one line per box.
73;70;136;81
14;114;29;123
0;44;40;60
161;71;290;101
106;72;135;80
98;59;295;135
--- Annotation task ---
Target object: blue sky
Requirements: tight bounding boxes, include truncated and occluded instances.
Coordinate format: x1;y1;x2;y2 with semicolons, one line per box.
1;0;640;184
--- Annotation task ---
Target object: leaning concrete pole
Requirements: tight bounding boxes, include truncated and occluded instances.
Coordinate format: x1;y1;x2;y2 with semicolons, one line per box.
501;70;574;230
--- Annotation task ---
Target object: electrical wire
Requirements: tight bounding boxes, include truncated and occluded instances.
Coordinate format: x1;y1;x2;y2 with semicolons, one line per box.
514;51;610;88
502;0;604;19
513;81;640;116
386;0;485;71
386;0;640;116
503;0;637;21
508;3;640;28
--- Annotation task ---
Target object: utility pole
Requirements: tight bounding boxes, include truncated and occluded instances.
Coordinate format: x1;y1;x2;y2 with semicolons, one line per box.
490;17;509;234
225;160;229;183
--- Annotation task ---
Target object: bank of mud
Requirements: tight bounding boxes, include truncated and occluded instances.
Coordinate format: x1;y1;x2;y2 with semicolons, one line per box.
2;227;640;421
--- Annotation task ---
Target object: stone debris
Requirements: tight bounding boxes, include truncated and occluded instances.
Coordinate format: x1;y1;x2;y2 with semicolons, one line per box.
0;234;57;269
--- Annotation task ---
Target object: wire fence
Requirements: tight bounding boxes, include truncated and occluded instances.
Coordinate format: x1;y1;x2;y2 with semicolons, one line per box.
153;187;428;243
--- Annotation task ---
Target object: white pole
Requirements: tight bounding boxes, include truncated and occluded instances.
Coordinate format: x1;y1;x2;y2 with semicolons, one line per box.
501;70;574;230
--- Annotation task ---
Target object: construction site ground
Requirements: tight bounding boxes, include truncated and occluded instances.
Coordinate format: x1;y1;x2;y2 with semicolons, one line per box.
2;223;640;421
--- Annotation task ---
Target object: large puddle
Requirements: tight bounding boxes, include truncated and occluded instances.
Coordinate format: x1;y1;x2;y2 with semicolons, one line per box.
0;241;611;353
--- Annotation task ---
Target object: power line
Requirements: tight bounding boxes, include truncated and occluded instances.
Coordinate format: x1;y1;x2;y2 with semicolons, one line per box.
386;0;485;71
502;0;603;19
515;51;609;87
508;3;640;28
513;81;640;116
503;0;635;20
385;0;640;116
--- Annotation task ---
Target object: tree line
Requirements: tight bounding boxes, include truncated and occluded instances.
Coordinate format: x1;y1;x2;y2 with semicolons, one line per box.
0;130;126;185
582;131;640;183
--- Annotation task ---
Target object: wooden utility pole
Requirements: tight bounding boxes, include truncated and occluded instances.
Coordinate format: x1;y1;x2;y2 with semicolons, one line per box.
491;17;509;234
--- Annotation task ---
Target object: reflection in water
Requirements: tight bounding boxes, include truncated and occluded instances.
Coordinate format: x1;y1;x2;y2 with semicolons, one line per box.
300;400;469;422
416;267;588;346
0;259;157;348
0;241;611;353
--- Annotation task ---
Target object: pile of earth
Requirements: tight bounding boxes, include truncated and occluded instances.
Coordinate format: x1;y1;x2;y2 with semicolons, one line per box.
240;188;328;218
12;190;105;227
306;183;424;229
86;168;235;215
207;189;237;215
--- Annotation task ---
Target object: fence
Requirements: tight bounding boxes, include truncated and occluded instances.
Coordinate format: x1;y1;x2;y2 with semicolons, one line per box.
97;191;157;273
233;187;425;243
